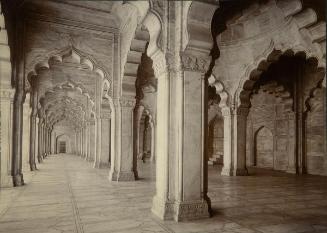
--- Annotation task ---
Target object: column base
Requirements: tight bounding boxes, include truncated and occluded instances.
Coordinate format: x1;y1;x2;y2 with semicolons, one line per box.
93;161;107;169
151;196;175;220
38;155;43;163
234;168;248;176
109;170;136;181
0;174;14;188
30;163;37;171
286;166;297;174
221;166;233;176
151;196;210;222
13;174;24;186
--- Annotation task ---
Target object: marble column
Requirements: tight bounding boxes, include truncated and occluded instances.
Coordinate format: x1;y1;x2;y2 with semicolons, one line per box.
38;120;43;163
151;50;211;221
85;122;90;160
35;117;39;163
83;123;87;158
221;107;234;176
233;107;249;176
29;92;37;170
150;121;155;162
48;129;51;155
100;112;111;168
89;121;96;162
93;117;102;168
22;94;32;174
81;128;84;157
0;88;15;187
109;98;136;181
220;107;249;176
142;118;149;160
11;87;25;186
51;131;56;154
79;130;82;156
134;104;144;160
287;112;297;173
0;4;14;187
42;124;46;158
76;131;79;155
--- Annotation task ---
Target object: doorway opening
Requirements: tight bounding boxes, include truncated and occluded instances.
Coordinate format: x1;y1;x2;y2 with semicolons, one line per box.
59;141;66;153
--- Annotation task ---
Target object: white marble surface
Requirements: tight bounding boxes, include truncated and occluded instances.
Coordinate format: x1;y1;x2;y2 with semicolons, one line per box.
1;154;327;233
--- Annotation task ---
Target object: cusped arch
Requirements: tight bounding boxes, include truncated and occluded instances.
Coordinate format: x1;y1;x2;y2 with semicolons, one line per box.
40;81;95;108
236;48;325;108
208;74;230;110
27;46;111;93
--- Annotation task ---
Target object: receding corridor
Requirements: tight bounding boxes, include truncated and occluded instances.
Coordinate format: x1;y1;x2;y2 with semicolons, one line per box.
0;154;327;233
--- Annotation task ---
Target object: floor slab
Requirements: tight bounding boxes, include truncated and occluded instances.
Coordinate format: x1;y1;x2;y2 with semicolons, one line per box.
1;154;327;233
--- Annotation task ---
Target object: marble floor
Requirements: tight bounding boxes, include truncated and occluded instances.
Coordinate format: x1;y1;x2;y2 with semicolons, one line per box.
1;154;327;233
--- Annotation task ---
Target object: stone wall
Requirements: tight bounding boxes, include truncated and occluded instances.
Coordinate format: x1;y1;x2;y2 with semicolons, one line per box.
306;87;327;175
53;121;76;154
246;90;294;171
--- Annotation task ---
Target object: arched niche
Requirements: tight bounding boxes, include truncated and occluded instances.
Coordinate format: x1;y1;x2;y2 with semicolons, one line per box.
208;115;224;166
138;108;155;163
254;126;274;169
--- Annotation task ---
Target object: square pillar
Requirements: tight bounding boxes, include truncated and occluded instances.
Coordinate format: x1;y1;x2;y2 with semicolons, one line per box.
89;121;96;162
151;51;211;221
29;92;38;171
0;88;15;187
22;94;31;174
109;98;136;181
100;112;111;168
38;121;44;163
221;107;249;176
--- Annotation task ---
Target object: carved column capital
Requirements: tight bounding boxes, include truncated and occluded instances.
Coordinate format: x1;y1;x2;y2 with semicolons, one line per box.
120;98;136;108
0;88;15;100
180;52;211;73
100;111;111;119
221;107;232;117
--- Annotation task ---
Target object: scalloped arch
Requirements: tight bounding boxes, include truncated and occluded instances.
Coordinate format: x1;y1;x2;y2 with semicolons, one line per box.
27;46;111;93
208;74;229;109
39;81;95;109
236;46;325;108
